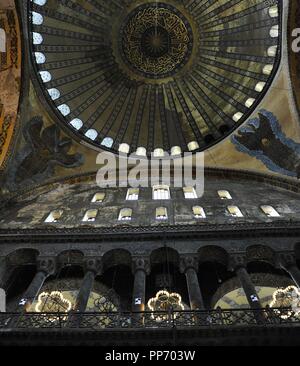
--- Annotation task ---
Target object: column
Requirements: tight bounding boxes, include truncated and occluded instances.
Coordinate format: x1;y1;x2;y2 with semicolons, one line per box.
230;255;265;324
73;258;102;313
235;266;262;310
180;256;205;310
16;257;56;312
132;257;150;313
0;257;6;288
279;253;300;288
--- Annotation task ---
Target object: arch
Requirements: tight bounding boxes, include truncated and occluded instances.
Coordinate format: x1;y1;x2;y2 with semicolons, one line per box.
150;247;180;266
7;248;40;266
57;250;84;266
198;246;229;267
102;249;132;272
246;245;276;266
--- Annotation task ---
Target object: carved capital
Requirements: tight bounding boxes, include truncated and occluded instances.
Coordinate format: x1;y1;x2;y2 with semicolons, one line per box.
37;256;56;276
132;257;150;275
180;255;198;274
228;254;247;272
246;245;275;265
84;257;103;275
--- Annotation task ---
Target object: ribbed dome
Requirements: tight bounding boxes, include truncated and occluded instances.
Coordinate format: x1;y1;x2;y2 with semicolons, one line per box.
29;0;281;156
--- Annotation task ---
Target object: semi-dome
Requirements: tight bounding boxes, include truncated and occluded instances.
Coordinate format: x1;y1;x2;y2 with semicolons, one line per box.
29;0;281;156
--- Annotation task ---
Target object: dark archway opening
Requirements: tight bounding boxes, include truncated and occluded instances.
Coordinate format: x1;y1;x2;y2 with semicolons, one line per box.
198;262;234;309
99;264;133;311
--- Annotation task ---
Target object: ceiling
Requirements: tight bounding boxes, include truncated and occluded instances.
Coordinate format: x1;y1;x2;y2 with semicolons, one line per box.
2;0;300;196
29;0;281;156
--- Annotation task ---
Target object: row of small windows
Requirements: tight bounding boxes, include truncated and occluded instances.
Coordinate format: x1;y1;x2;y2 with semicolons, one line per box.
30;1;280;155
88;188;233;202
45;205;281;223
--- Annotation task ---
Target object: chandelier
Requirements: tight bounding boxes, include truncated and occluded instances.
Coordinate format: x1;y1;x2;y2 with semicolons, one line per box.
270;286;300;319
35;291;72;314
147;290;184;321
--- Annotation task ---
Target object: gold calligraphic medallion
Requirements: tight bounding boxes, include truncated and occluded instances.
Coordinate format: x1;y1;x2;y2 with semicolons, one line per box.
119;3;193;79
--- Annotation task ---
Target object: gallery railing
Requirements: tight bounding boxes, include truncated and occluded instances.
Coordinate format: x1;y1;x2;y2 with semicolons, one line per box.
0;308;299;330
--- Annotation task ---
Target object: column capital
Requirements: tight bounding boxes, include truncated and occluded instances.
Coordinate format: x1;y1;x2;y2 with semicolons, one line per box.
83;257;103;275
228;254;247;272
179;255;199;274
132;257;150;275
37;256;56;276
277;252;297;270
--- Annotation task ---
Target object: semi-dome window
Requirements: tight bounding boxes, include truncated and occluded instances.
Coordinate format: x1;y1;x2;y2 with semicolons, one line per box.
153;148;165;158
69;118;83;130
119;143;130;154
183;187;198;199
227;206;243;218
263;65;274;75
261;205;280;217
270;25;279;38
45;210;63;223
34;52;46;64
153;185;170;200
126;188;139;201
57;104;70;117
39;71;51;83
245;98;255;108
91;192;105;203
188;141;200;151
85;129;98;141
32;32;43;45
267;45;277;57
156;207;168;221
218;190;232;200
171;146;182;156
32;12;44;25
233;112;243;122
48;88;60;100
255;82;266;92
269;5;279;18
82;209;98;222
101;137;114;148
32;0;47;5
136;147;147;156
118;208;132;221
193;206;206;219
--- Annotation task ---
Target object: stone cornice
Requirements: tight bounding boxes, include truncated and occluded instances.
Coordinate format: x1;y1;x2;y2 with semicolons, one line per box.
0;220;300;244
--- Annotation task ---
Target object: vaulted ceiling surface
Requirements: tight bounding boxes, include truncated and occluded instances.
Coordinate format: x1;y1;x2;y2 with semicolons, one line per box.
29;0;282;156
